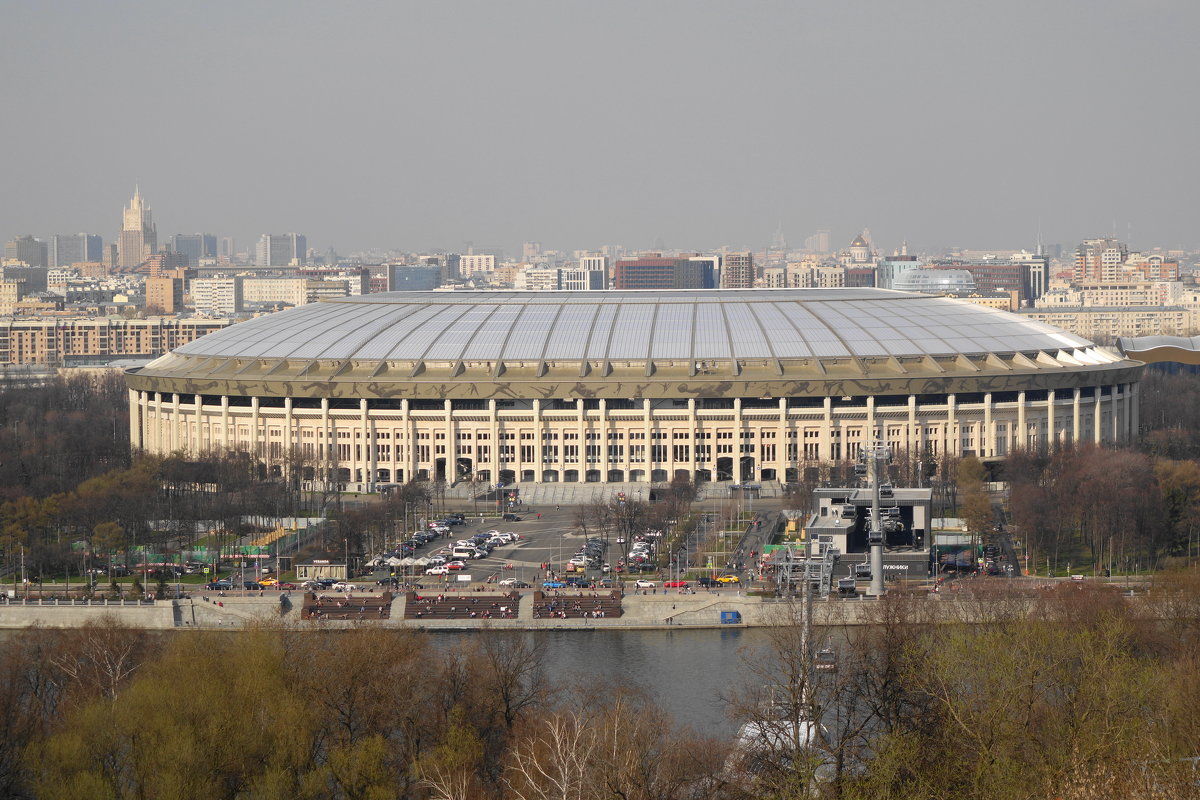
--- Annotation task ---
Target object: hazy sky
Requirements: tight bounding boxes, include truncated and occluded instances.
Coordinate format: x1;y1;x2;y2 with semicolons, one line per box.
3;0;1197;257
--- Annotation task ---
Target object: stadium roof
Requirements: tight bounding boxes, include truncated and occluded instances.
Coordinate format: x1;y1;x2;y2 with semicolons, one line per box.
129;290;1139;400
173;289;1105;363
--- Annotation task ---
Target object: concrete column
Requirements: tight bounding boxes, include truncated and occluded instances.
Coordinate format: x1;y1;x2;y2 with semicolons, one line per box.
362;398;372;489
983;393;994;457
129;390;143;450
284;397;293;458
1111;387;1119;442
194;394;203;455
946;394;956;458
777;397;787;480
1131;382;1140;439
600;398;610;481
1072;388;1081;445
575;399;586;483
172;394;181;453
1017;391;1027;451
403;399;415;483
250;396;260;458
532;399;543;481
152;392;162;453
443;399;454;484
642;398;652;483
1046;390;1056;448
821;397;832;462
221;395;230;450
1094;388;1103;444
491;398;501;481
866;395;876;445
907;394;918;456
320;398;331;477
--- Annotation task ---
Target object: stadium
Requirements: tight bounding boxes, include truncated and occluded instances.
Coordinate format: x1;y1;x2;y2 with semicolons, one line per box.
125;289;1143;491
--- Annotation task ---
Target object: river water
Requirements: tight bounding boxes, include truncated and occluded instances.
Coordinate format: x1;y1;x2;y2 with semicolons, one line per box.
433;627;811;734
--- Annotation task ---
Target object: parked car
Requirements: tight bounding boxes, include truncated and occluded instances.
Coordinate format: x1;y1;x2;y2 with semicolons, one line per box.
243;582;264;591
259;577;279;586
663;580;688;588
204;580;233;590
542;580;566;589
498;578;530;588
697;577;719;587
276;582;297;590
445;560;468;570
634;579;656;589
716;575;741;584
425;566;451;575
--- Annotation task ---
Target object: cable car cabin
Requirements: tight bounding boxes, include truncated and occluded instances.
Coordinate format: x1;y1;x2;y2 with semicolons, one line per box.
854;562;872;579
840;504;856;519
880;483;895;499
868;528;884;545
815;648;838;672
853;463;868;478
837;577;858;595
886;506;902;519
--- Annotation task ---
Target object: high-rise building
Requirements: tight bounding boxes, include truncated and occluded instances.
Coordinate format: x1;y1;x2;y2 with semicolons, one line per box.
144;252;190;276
804;228;832;253
119;188;157;268
1075;238;1129;283
256;233;307;266
459;254;496;277
523;241;542;261
612;257;715;290
559;269;606;291
49;233;103;268
721;252;754;289
145;276;184;314
4;235;48;267
169;233;217;265
219;237;236;259
192;277;244;316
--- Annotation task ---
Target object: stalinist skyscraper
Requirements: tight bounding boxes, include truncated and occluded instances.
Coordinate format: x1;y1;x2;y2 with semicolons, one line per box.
119;187;157;268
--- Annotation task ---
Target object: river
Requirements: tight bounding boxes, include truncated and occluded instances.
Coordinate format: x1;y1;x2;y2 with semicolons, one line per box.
433;627;835;734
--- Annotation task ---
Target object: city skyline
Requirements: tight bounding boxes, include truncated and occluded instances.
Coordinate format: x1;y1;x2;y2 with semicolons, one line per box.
1;1;1197;256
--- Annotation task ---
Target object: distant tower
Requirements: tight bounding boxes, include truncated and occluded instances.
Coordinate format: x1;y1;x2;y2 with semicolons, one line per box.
119;187;157;268
771;221;787;252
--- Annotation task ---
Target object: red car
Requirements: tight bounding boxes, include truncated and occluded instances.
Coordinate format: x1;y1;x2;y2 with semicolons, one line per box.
663;580;689;588
446;560;468;570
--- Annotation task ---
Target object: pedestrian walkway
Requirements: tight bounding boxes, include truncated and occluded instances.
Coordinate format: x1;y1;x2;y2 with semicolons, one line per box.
440;479;787;506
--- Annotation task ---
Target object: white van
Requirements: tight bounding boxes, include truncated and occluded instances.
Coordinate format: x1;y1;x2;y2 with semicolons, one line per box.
452;546;482;560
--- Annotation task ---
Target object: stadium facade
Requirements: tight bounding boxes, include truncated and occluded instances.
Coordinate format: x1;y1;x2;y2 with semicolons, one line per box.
125;290;1143;491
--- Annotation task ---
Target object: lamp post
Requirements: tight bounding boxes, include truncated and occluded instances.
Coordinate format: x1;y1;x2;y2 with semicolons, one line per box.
862;440;891;597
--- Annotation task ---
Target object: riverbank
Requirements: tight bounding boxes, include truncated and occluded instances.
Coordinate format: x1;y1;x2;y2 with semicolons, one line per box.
0;589;881;630
0;578;1148;631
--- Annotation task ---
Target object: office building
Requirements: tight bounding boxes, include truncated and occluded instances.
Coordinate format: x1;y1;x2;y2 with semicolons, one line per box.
169;234;217;265
721;252;754;289
1075;238;1130;283
145;276;185;314
256;233;307;266
612;257;715;290
192;278;244;316
1;317;229;366
5;236;48;267
49;233;103;268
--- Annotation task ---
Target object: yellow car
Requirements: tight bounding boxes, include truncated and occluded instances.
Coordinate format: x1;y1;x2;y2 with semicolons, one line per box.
716;575;741;584
259;577;279;586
